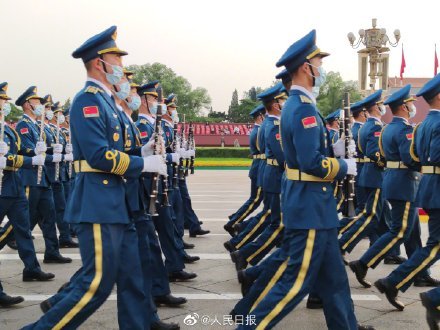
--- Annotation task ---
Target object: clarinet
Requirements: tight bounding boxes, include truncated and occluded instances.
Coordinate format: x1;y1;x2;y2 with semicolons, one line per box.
178;117;185;180
342;92;356;218
37;108;46;185
157;90;170;207
189;122;195;174
148;87;163;216
67;130;73;179
184;121;190;177
172;122;179;188
0;111;5;194
54;115;60;182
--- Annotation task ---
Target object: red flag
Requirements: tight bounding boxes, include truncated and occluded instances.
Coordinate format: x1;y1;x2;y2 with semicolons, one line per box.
435;44;439;76
400;46;406;81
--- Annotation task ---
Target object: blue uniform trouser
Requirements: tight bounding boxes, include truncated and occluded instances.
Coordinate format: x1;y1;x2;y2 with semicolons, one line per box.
51;182;72;244
386;209;440;293
237;228;357;330
179;178;202;234
339;187;384;253
170;188;185;239
23;223;149;330
27;186;60;258
230;193;271;249
0;196;41;273
153;204;185;273
360;200;417;268
423;287;440;310
239;193;283;266
227;178;263;227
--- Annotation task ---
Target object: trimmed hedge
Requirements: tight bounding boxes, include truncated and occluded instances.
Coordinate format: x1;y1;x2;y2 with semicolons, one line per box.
196;147;250;158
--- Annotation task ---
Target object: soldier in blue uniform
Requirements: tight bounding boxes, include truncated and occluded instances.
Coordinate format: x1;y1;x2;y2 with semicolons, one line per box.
22;26;169;329
0;82;54;288
348;84;438;290
14;86;72;264
225;104;265;236
375;73;440;314
235;30;363;330
136;82;197;282
420;288;440;330
230;84;286;270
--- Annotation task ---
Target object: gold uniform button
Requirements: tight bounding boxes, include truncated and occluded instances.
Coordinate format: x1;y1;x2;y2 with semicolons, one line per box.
103;180;109;185
116;126;120;130
322;187;327;192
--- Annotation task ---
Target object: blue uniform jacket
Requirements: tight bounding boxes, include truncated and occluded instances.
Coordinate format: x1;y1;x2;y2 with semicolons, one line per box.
358;117;385;189
136;115;155;197
263;116;285;194
248;124;260;180
280;88;347;230
352;121;365;175
1;125;33;197
64;81;144;224
256;117;268;188
380;117;421;202
328;128;339;145
412;110;440;208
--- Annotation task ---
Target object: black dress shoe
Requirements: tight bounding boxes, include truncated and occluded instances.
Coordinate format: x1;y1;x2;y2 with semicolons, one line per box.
341;250;350;266
224;224;236;237
306;296;323;309
384;255;407;265
374;278;404;311
150;320;180;330
232;223;242;235
6;240;18;250
348;260;371;288
358;324;376;330
43;254;72;264
183;241;195;249
183;254;200;264
420;292;440;330
23;270;55;282
224;241;236;253
414;275;440;287
199;221;203;225
168;271;197;282
0;294;24;307
189;229;210;237
237;270;254;297
40;299;52;313
59;240;79;248
154;294;187;307
230;251;247;271
70;231;77;238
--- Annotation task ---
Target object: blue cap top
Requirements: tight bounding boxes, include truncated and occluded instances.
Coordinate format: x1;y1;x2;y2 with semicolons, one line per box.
416;73;440;101
52;101;63;113
384;85;416;107
15;86;44;106
137;80;160;97
275;69;291;83
325;109;341;122
72;26;128;63
350;100;364;114
165;93;178;108
360;89;383;109
42;94;53;106
257;83;284;103
63;107;70;117
276;30;329;73
0;82;11;100
250;104;265;117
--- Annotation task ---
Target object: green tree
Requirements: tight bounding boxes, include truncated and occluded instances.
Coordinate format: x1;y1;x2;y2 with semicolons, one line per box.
229;99;259;123
316;71;362;117
228;89;239;119
62;98;71;111
126;63;211;120
5;103;23;123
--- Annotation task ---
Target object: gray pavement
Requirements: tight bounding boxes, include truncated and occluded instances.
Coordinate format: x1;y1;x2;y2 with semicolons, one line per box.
0;169;437;329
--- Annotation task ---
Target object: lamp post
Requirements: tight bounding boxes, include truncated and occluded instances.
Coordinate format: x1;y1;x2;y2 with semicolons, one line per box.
347;18;401;93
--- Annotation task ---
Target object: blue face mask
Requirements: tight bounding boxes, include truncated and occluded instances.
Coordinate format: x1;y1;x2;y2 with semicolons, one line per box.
1;102;11;117
127;95;141;111
31;104;44;117
100;59;124;85
115;81;130;100
308;63;327;88
149;101;158;115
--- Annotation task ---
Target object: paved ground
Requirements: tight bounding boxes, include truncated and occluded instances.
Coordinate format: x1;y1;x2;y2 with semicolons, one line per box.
0;169;437;329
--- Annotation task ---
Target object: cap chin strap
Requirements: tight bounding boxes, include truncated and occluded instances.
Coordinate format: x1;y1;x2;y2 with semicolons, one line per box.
306;60;316;87
99;54;118;93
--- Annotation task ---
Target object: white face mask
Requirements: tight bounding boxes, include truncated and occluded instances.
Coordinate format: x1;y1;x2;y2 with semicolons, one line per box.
45;110;54;121
171;110;179;123
406;103;417;118
57;113;66;124
378;104;387;116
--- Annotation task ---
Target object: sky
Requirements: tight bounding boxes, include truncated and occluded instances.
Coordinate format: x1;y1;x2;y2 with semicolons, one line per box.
1;0;439;114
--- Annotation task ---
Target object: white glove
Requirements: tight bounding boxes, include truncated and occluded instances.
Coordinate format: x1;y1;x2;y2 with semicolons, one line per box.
35;141;47;155
188;149;195;157
343;158;357;176
52;153;62;163
52;143;63;154
348;139;356;156
0;141;9;155
141;138;155;157
64;153;74;162
170;153;180;164
0;156;6;169
32;154;45;166
332;138;345;158
65;143;73;154
142;155;167;176
178;148;187;159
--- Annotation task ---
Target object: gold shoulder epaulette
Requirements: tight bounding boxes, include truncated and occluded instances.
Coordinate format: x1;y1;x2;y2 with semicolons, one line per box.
139;118;147;124
85;86;102;94
375;121;382;126
300;95;312;104
274;120;280;126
